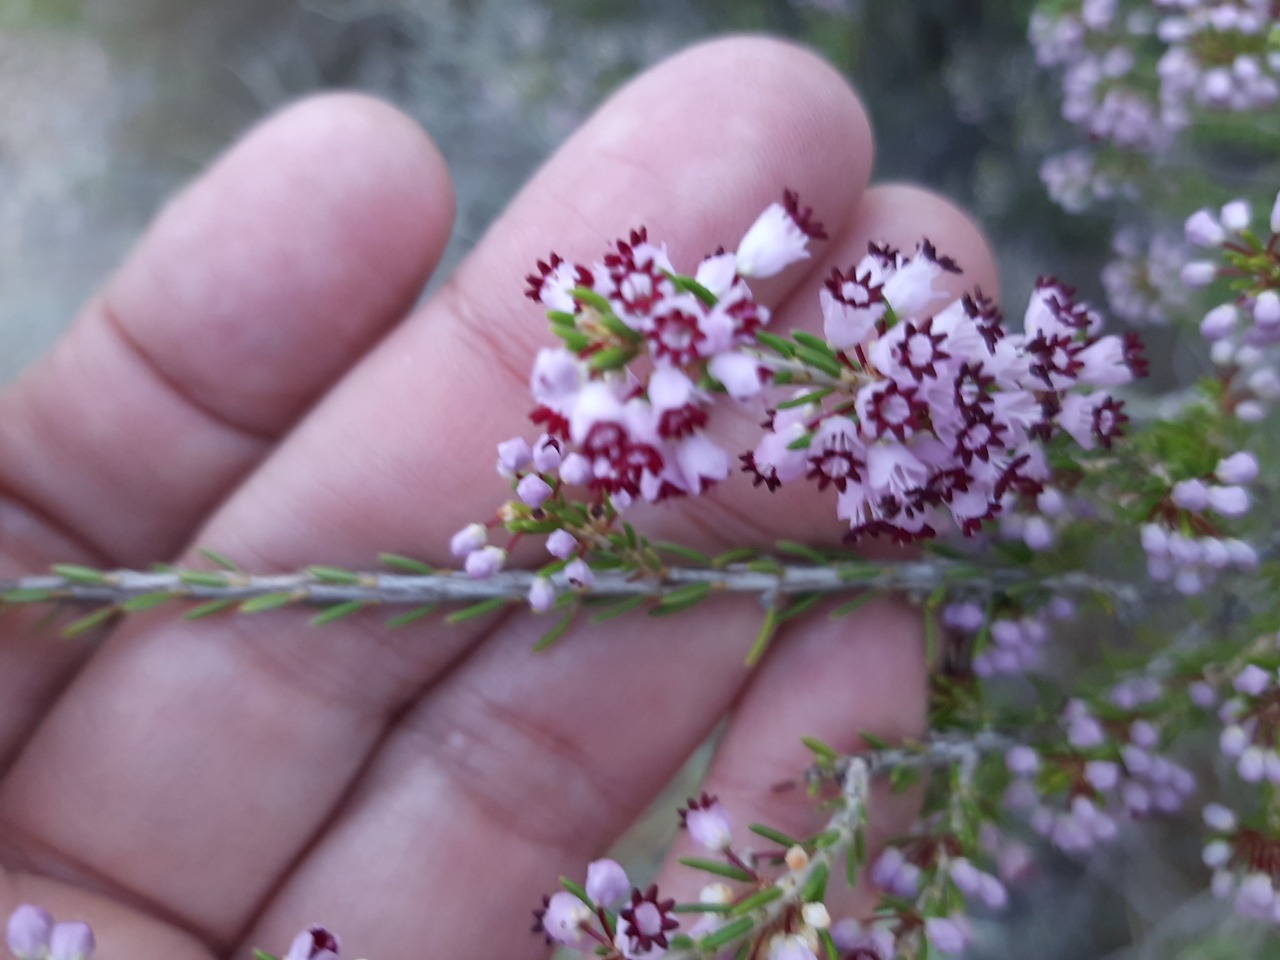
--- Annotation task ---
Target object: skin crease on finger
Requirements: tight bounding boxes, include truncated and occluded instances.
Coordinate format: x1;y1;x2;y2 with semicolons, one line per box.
0;37;999;960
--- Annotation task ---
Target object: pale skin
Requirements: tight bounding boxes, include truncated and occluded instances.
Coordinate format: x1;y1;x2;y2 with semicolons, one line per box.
0;37;998;960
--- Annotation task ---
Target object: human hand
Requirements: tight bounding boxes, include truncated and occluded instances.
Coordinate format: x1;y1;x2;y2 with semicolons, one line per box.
0;37;996;960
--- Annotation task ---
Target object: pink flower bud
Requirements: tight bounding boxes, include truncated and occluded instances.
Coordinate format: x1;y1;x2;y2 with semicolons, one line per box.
1221;725;1249;757
6;906;53;960
924;917;970;955
1171;479;1209;511
516;474;553;508
1254;290;1280;326
1186;209;1226;247
559;453;591;486
528;577;556;613
450;522;487;558
1221;200;1252;233
465;545;506;579
1272;189;1280;233
1201;304;1238;340
496;437;533;474
1215;452;1259;485
1181;261;1217;287
48;923;95;960
1207;485;1250;517
586;859;631;907
1086;760;1120;791
1005;745;1040;777
546;529;578;559
565;559;593;589
1204;802;1238;832
1239;746;1266;782
1235;664;1271;697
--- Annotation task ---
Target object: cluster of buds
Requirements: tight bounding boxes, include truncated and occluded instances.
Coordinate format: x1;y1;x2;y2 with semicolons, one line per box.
1039;147;1136;214
1032;0;1280;154
1200;800;1280;924
943;597;1077;677
1217;662;1280;784
1156;0;1280;116
1184;193;1280;423
1101;227;1191;325
5;909;93;960
1139;450;1259;593
1004;695;1195;854
1030;0;1179;153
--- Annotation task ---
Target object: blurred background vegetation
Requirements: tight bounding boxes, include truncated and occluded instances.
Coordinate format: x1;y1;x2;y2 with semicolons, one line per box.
1;0;1264;956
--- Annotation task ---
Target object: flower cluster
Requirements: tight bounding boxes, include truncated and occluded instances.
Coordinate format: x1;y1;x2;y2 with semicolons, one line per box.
534;790;876;960
452;192;1145;613
1193;660;1280;924
1004;694;1195;855
1156;0;1280;117
450;191;825;590
745;271;1143;543
1101;227;1190;325
535;859;680;959
944;597;1077;677
1032;0;1279;154
1138;449;1259;593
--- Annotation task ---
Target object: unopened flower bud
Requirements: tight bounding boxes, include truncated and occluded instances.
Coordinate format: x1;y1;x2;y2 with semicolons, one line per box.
558;453;591;486
1171;478;1209;511
450;522;487;558
1186;209;1226;247
785;844;810;871
1203;840;1232;869
546;529;578;559
1208;485;1250;517
1181;260;1217;287
496;437;533;474
1204;802;1238;832
801;903;830;929
465;545;506;579
586;859;631;907
516;474;553;508
1235;664;1271;697
1006;745;1040;777
6;906;53;960
1254;290;1280;326
49;923;96;960
1216;452;1259;485
1221;200;1252;232
1201;304;1238;340
528;577;556;613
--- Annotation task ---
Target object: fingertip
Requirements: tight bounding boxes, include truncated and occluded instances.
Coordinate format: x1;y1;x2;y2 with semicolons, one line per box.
107;90;456;431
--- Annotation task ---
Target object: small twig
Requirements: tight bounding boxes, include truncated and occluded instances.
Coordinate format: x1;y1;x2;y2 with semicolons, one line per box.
663;759;873;960
0;562;1145;610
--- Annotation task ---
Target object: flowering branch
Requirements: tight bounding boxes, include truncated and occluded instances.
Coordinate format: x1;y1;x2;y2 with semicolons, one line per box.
0;557;1144;625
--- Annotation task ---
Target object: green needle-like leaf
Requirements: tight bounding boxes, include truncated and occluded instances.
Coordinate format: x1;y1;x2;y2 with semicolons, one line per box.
311;600;370;625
